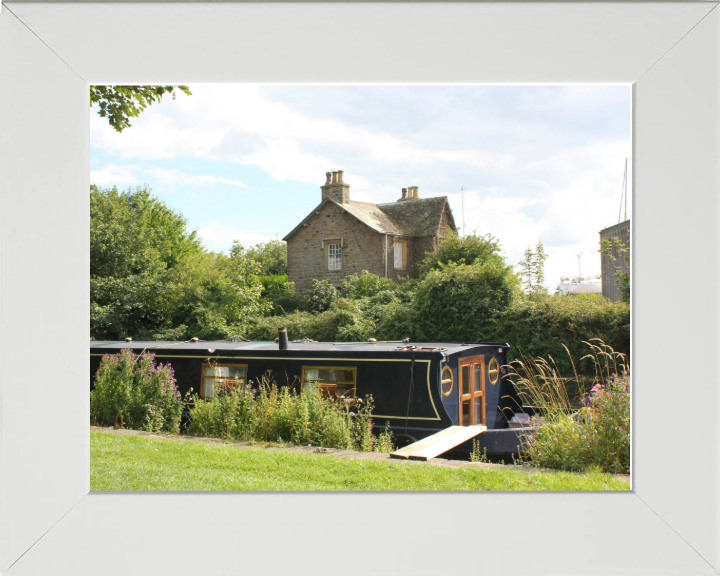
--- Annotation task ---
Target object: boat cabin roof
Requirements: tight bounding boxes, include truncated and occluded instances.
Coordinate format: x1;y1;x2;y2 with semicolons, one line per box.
91;340;510;356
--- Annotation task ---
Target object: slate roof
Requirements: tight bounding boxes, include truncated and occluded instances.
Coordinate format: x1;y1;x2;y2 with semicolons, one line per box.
284;196;455;240
378;196;456;237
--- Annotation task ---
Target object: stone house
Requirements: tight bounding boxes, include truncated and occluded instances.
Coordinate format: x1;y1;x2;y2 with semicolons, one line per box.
283;170;457;291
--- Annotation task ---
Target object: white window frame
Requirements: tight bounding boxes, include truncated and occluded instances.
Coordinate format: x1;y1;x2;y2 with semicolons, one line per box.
328;242;342;270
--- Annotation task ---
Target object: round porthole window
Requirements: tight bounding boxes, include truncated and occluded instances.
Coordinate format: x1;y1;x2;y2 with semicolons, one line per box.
488;358;500;385
441;366;454;396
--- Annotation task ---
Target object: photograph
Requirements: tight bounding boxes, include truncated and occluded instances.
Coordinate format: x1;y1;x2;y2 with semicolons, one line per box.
89;84;631;491
4;2;719;574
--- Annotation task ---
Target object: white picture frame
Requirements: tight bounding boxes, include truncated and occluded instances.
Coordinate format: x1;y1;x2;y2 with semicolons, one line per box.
1;2;718;574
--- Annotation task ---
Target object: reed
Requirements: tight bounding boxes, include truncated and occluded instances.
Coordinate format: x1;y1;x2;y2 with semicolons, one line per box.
506;339;630;474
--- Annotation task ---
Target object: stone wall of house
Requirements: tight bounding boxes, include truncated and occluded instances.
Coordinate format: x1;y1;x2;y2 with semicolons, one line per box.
438;203;457;237
287;202;386;291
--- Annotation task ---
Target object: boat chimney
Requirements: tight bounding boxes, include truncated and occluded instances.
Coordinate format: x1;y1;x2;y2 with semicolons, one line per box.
278;327;289;350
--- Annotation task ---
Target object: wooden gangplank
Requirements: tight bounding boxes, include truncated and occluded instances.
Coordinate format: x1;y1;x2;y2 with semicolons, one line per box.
390;425;487;461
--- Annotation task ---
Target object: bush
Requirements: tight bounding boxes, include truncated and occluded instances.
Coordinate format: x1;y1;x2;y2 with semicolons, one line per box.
339;271;398;299
413;261;519;342
90;350;183;433
419;231;506;276
188;373;389;451
497;294;629;376
306;279;339;313
259;274;304;315
511;340;630;474
246;298;376;343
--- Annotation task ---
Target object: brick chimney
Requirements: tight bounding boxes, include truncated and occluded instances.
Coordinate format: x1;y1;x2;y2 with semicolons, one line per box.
397;186;419;202
321;170;350;204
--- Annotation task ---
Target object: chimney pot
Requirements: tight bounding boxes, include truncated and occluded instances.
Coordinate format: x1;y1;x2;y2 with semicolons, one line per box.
331;171;338;184
401;188;407;199
337;170;344;184
278;327;289;350
325;172;332;185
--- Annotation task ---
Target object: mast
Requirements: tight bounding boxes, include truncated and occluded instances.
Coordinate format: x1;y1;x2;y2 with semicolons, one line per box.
618;158;628;224
461;185;466;236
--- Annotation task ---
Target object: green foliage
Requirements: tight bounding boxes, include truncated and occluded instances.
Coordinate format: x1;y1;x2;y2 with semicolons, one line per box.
238;240;288;276
258;275;304;316
188;374;388;451
412;260;520;342
469;440;491;463
90;185;269;341
90;85;192;132
90;350;183;433
419;231;506;276
498;295;629;376
246;297;376;343
600;236;630;303
510;340;630;474
339;271;397;299
90;184;204;340
91;184;202;277
159;250;270;340
517;240;548;295
306;279;339;313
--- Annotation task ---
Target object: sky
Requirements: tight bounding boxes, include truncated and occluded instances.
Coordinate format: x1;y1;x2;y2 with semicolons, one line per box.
90;84;632;289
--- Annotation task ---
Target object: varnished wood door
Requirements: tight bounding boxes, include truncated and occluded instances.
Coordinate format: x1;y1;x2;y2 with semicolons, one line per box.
458;356;485;426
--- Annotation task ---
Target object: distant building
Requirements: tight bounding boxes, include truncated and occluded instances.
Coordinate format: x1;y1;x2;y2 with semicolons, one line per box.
283;170;457;291
557;278;602;296
600;220;630;302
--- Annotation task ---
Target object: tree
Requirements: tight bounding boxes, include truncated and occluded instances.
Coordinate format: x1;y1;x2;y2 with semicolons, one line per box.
419;231;507;276
90;85;191;132
91;184;203;278
90;185;204;340
517;240;548;295
600;236;630;303
239;240;288;276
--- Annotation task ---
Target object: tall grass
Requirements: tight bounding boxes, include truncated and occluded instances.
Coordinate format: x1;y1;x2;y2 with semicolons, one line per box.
188;373;394;452
506;339;630;474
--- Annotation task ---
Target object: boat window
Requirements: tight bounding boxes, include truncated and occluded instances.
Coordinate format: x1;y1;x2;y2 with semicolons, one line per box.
200;363;247;398
301;366;357;399
441;366;454;396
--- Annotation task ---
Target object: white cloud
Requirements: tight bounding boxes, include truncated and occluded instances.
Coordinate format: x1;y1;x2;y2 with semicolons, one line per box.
91;84;631;279
90;164;139;186
146;168;247;188
195;221;276;254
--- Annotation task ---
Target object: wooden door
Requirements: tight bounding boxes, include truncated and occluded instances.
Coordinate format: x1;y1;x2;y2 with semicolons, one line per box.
458;356;485;426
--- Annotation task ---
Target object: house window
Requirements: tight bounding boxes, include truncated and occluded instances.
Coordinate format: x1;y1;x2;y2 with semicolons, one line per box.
327;243;342;270
200;363;247;398
301;366;357;399
393;238;407;270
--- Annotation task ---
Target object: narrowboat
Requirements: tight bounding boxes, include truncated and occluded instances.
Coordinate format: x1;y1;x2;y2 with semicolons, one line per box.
90;333;530;456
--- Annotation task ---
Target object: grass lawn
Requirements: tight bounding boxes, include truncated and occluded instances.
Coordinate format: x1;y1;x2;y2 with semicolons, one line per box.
91;431;629;491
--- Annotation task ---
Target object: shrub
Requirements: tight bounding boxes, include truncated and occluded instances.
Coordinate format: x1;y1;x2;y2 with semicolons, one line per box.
188;373;391;451
413;260;519;342
340;271;397;299
419;231;507;276
259;274;304;315
246;299;376;343
497;294;629;376
90;349;183;433
306;279;339;313
511;340;630;474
